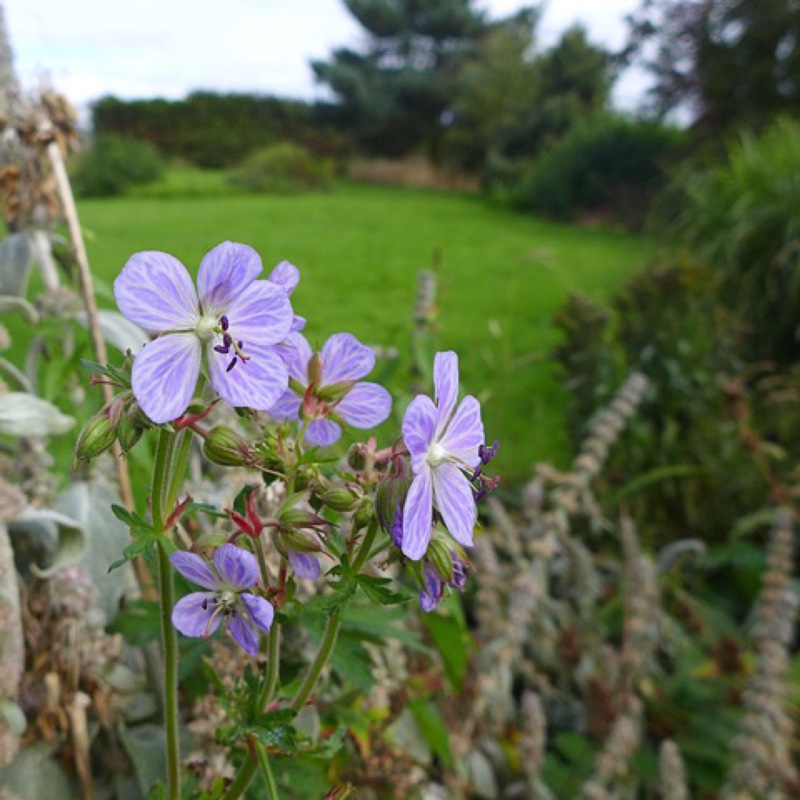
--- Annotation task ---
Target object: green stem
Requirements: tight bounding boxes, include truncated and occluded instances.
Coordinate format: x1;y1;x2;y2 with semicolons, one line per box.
151;428;174;531
351;518;378;573
157;540;181;800
165;428;193;512
221;760;256;800
255;740;280;800
291;608;341;713
262;622;281;706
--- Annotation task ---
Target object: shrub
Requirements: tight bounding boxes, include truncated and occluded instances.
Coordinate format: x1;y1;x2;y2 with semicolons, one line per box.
72;136;165;197
513;114;684;230
229;142;333;194
657;117;800;363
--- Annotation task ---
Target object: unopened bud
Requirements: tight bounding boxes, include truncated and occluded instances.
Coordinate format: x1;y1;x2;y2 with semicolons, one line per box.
203;426;257;467
116;408;143;453
426;536;454;582
318;486;359;512
307;352;323;387
347;444;367;471
280;507;324;528
74;414;116;462
317;380;355;403
280;527;322;554
375;460;412;534
353;498;374;530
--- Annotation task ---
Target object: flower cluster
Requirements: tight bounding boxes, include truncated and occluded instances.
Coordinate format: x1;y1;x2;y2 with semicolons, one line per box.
108;241;497;654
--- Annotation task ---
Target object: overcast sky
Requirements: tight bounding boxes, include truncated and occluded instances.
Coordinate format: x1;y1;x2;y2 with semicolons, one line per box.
4;0;647;112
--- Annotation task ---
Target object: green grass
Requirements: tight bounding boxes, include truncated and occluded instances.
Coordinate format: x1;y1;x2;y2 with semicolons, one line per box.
78;179;653;482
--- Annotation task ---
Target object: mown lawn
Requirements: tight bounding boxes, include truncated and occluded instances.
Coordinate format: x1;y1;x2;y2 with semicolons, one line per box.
79;179;653;482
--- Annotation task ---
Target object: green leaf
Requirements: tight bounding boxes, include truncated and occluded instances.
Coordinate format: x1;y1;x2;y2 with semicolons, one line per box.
108;599;161;646
408;698;453;767
421;596;471;691
356;574;410;606
249;709;300;755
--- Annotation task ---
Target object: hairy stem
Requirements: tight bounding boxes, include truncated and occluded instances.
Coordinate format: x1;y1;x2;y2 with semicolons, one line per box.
255;739;280;800
157;540;181;800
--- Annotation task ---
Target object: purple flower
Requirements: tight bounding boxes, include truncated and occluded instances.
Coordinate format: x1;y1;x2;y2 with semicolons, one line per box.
271;332;392;446
419;556;467;613
170;543;274;656
288;549;321;580
400;351;484;560
114;242;294;424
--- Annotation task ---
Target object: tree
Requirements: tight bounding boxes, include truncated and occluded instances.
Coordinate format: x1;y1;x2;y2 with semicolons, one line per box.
312;0;487;157
622;0;800;135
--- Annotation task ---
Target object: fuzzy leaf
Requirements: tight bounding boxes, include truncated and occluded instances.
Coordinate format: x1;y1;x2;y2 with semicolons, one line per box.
0;392;75;437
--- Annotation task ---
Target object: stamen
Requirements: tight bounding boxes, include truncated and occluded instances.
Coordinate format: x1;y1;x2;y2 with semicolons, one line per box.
226;357;238;372
220;315;229;331
214;344;230;354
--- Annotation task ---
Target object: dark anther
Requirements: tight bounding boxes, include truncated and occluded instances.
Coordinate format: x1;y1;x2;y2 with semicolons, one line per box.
237;340;243;349
220;315;229;331
226;357;238;372
201;599;208;610
214;344;230;354
471;465;482;482
223;333;232;347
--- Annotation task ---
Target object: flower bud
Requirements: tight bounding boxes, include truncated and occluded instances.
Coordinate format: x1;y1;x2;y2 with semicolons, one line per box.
353;498;374;530
307;352;324;387
375;460;412;535
347;444;367;471
116;408;143;453
426;536;454;583
203;426;257;467
279;527;322;554
279;507;325;529
74;414;116;462
316;380;355;403
317;485;359;512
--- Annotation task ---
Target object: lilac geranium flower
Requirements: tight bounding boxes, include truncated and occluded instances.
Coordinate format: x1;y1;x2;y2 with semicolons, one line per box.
288;550;321;580
114;242;294;424
271;332;392;446
170;543;273;656
401;351;484;560
420;557;467;613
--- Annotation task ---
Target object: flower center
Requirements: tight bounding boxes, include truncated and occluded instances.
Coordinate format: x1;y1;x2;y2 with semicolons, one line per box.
209;314;250;372
426;442;448;468
195;315;218;342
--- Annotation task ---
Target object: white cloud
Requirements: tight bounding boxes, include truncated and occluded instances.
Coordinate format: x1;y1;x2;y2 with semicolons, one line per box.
4;0;648;110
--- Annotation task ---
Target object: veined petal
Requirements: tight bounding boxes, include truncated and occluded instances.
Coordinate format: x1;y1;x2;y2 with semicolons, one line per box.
208;341;288;412
433;351;459;434
225;280;293;347
114;251;199;332
197;242;262;316
306;419;342;447
132;333;202;424
432;462;476;548
172;592;220;637
321;333;375;384
227;613;259;656
170;551;219;590
269;390;302;421
289;550;321;580
290;314;307;333
276;332;313;384
268;260;300;294
440;396;484;468
402;395;437;472
401;469;433;561
336;382;392;429
240;593;274;634
213;544;259;590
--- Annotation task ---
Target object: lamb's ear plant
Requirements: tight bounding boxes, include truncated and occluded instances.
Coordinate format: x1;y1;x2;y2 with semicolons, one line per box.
75;241;498;800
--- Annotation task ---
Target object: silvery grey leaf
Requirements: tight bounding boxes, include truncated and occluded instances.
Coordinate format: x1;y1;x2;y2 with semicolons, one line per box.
0;393;74;436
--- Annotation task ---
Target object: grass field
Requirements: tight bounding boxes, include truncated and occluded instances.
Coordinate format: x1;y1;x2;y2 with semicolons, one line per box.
78;178;653;482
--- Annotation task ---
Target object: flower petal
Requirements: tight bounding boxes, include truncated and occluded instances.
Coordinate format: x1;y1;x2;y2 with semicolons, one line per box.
172;592;220;637
289;550;321;580
208;341;288;412
197;242;262;315
440;396;484;468
336;382;392;429
132;333;202;424
268;260;300;294
224;279;293;347
240;593;274;634
213;544;259;590
276;332;313;384
170;551;219;590
290;315;307;333
420;565;445;613
432;462;476;548
227;613;259;656
306;419;342;447
114;251;199;332
269;389;302;421
321;333;375;384
402;395;437;472
433;351;459;434
401;469;433;561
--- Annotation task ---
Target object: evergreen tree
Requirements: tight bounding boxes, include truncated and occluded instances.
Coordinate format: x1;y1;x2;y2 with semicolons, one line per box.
312;0;487;157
